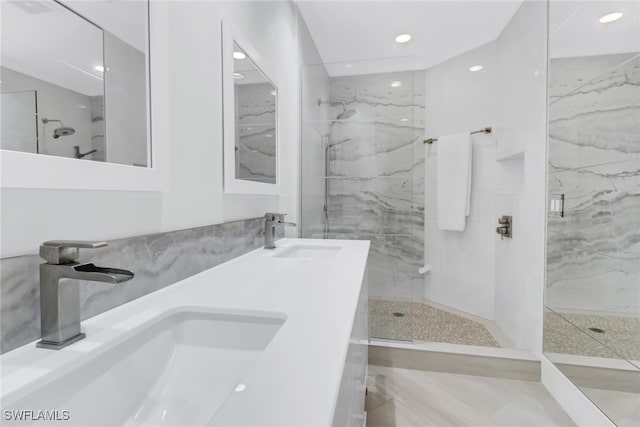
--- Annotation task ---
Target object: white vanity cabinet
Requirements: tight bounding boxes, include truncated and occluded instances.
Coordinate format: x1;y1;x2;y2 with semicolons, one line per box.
332;269;368;427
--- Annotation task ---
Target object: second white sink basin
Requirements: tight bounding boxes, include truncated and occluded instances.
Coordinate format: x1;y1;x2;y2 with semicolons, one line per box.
2;309;285;426
275;245;341;259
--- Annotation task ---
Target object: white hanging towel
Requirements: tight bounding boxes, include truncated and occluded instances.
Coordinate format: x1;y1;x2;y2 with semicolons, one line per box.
436;132;472;231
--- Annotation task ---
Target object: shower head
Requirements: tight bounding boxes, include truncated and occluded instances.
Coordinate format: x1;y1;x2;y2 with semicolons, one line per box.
336;109;356;120
53;127;75;138
42;118;75;139
318;99;357;121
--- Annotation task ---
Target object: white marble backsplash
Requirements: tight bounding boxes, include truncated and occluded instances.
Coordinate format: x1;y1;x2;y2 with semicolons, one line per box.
547;53;640;313
0;218;280;354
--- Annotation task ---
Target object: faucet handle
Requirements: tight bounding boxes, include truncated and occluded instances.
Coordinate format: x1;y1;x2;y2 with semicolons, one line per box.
40;241;108;265
264;212;286;220
42;240;108;249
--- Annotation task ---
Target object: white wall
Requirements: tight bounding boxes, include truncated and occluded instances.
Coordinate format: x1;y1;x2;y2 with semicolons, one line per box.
0;1;312;257
0;90;38;153
0;66;95;159
161;1;300;231
104;32;148;167
493;0;548;354
421;0;548;354
423;42;498;320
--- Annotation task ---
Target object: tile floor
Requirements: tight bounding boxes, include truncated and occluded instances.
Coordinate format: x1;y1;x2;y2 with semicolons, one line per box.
369;299;508;348
581;387;640;427
365;365;576;427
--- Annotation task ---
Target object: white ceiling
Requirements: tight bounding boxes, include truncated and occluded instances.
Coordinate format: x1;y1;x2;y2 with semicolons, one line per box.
295;0;523;76
296;0;640;76
234;43;274;85
64;0;148;53
549;1;640;59
1;0;147;96
1;0;104;96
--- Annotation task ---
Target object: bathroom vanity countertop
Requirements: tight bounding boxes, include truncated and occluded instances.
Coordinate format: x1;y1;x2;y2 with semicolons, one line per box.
0;238;370;426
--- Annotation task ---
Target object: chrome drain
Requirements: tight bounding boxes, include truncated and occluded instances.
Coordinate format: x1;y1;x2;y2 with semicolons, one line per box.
588;327;605;334
392;312;405;318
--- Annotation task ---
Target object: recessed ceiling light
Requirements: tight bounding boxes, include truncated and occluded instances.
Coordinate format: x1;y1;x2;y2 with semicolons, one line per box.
469;65;483;72
400;118;409;122
395;34;412;44
390;80;402;88
233;72;245;80
599;12;623;23
94;65;108;72
233;51;246;60
234;384;247;392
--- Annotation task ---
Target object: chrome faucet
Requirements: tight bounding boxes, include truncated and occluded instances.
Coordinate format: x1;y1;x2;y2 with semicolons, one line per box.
264;213;296;249
37;241;134;350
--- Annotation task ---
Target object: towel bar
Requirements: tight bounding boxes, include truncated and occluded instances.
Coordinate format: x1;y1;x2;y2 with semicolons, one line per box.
424;126;492;144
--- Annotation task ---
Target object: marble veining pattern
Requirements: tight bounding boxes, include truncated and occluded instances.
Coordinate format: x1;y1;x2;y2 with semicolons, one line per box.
235;83;277;183
0;217;279;354
547;53;640;313
321;71;425;304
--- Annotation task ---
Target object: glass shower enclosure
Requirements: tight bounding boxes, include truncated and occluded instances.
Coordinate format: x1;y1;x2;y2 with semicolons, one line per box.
300;58;425;341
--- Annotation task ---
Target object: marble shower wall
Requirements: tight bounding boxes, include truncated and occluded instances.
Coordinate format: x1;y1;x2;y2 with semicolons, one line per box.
235;82;277;183
547;53;640;313
0;217;280;354
325;71;425;301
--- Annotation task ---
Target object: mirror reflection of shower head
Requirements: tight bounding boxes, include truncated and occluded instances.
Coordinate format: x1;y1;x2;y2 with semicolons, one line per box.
318;99;356;120
53;127;75;138
42;118;75;139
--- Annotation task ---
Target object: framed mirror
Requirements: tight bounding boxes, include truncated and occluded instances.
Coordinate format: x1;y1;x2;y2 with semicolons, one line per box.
1;1;105;159
1;0;149;167
0;0;168;192
544;1;640;425
222;20;280;195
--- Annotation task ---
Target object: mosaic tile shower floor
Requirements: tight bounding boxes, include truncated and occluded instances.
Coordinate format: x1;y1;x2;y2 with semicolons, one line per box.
369;299;502;347
544;309;640;361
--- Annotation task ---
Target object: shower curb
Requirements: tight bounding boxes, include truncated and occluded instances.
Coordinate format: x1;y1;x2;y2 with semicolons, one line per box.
368;342;541;382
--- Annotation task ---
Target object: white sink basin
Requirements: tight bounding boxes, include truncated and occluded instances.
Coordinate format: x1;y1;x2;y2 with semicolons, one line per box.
275;245;341;260
2;310;285;426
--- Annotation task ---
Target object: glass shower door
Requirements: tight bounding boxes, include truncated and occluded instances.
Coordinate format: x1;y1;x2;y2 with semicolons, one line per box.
300;59;425;342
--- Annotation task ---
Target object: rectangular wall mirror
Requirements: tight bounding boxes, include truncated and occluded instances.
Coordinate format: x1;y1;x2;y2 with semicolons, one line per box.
0;0;150;167
544;1;640;425
222;20;280;195
233;42;277;185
